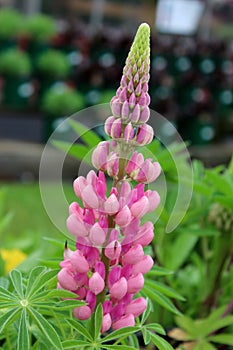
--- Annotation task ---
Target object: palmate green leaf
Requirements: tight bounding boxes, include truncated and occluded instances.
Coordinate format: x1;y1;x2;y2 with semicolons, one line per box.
0;307;21;333
29;302;57;310
55;299;84;310
62;340;91;349
146;265;174;277
26;268;59;299
142;286;181;315
144;280;185;301
102;346;136;350
18;309;30;350
28;307;62;350
0;277;9;290
175;315;196;336
208;334;233;346
102;326;140;343
206;305;227;321
145;323;166;335
69;119;101;148
150;333;174;350
9;270;24;299
199;315;233;336
194;342;217;350
39;258;61;268
25;266;46;297
0;286;18;301
46;289;80;299
128;334;139;348
142;327;151;345
94;303;103;340
30;288;78;303
0;301;19;308
66;318;93;341
30;323;55;350
141;298;152;324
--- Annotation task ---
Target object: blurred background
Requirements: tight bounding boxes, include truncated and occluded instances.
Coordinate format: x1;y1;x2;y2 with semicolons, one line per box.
0;0;232;179
0;3;233;342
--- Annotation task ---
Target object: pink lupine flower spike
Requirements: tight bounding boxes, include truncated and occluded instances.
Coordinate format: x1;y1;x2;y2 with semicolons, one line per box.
58;23;161;332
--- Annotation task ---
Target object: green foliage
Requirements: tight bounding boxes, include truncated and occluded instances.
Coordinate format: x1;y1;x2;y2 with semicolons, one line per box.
0;264;175;349
53;119;102;164
36;50;71;79
0;266;84;349
42;87;85;116
0;49;31;77
26;14;55;42
0;9;23;39
64;301;173;350
98;90;115;104
169;306;233;349
148;157;233;350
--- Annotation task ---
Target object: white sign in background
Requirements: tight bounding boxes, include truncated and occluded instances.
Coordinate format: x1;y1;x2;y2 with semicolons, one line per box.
156;0;205;35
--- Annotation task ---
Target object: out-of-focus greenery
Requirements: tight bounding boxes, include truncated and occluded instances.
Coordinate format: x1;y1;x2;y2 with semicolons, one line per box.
0;49;32;77
36;50;71;79
0;183;75;273
0;9;23;39
26;14;56;42
42;87;85;116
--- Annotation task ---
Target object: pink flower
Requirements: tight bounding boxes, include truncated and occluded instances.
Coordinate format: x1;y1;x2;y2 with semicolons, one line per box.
89;272;105;295
111;119;122;139
134;222;154;247
58;23;162;333
92;141;109;170
125;297;147;317
127;273;144;294
101;313;112;333
112;314;135;330
145;190;160;211
122;244;144;265
130;196;149;218
73;176;87;198
104;116;115;135
58;268;78;291
110;277;127;300
136;124;154;146
82;185;99;209
89;223;106;246
105;240;121;261
104;194;120;215
111;303;125;321
108;266;121;289
115;205;132;227
66;214;88;238
70;250;89;273
73;306;91;320
132;255;154;275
